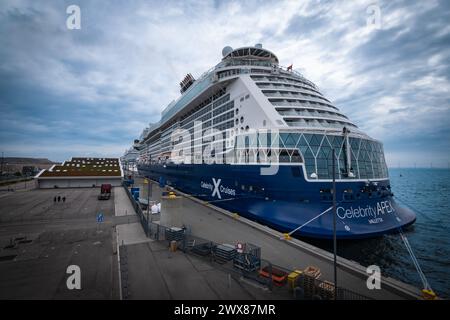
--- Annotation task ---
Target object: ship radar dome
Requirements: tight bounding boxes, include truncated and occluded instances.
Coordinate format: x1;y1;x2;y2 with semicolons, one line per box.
222;46;233;57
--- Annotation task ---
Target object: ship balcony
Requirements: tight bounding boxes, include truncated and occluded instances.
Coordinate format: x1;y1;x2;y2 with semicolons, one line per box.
284;114;355;126
284;118;356;130
269;97;336;109
275;106;348;119
261;85;330;100
280;112;351;123
256;81;320;94
252;76;319;92
263;90;331;104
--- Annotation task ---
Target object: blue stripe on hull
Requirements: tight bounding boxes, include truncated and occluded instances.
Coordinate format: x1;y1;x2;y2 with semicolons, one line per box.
138;163;416;239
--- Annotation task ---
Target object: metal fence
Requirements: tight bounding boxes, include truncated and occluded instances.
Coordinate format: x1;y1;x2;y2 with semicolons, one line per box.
123;183;149;235
122;183;371;300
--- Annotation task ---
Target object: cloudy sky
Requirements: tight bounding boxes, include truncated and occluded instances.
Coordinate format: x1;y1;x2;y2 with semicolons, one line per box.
0;0;449;167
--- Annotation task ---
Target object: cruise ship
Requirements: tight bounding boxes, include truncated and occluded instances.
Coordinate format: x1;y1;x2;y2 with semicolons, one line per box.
132;44;416;239
121;145;140;173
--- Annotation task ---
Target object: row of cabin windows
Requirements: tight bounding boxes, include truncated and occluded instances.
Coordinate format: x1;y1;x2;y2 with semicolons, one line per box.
263;89;330;104
179;89;227;124
276;107;348;120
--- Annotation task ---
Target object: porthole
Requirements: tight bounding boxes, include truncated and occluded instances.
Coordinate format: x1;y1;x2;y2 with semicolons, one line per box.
236;108;239;115
245;126;249;131
240;116;244;123
235;119;239;125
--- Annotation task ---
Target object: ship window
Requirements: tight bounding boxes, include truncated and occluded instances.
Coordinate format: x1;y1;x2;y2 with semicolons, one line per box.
240;116;244;123
279;150;290;163
235;119;239;125
263;120;266;127
241;185;246;190
245;126;249;131
245;94;250;99
240;97;245;102
249;185;253;191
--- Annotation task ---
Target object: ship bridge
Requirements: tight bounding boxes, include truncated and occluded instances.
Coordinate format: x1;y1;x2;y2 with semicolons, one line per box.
221;45;279;66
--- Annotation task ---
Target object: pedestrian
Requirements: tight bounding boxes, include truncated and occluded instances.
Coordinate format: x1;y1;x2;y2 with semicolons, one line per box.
62;196;66;203
54;196;57;203
57;196;61;202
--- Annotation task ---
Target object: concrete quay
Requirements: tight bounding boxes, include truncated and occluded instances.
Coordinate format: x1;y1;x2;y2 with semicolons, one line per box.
133;176;421;300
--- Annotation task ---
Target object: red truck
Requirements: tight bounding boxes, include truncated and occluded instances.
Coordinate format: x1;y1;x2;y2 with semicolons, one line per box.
98;184;112;200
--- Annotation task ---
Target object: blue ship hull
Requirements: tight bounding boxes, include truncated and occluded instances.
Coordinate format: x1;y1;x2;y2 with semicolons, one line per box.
138;163;416;239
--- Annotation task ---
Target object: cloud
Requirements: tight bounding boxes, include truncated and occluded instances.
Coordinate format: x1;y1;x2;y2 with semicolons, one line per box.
0;0;449;167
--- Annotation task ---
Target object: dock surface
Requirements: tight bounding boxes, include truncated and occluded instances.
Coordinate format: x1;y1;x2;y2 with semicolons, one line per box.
0;180;421;300
133;176;421;300
0;187;119;299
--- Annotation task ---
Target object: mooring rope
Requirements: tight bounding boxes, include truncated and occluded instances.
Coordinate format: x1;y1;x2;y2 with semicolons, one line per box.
285;206;333;236
398;228;431;291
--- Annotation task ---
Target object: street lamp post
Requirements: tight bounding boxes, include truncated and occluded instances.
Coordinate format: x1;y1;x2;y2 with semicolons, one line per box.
147;179;152;223
144;178;150;236
0;152;4;177
332;148;338;300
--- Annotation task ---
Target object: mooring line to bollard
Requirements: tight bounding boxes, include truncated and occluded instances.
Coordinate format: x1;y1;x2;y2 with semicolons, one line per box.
398;228;433;295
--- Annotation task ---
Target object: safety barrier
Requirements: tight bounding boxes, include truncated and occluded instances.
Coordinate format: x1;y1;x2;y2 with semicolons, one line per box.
122;183;149;236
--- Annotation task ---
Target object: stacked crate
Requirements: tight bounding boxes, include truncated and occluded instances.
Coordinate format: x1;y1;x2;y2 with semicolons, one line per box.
288;270;303;291
258;266;288;286
192;242;215;256
301;266;321;298
166;227;184;242
214;244;237;263
317;280;336;300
